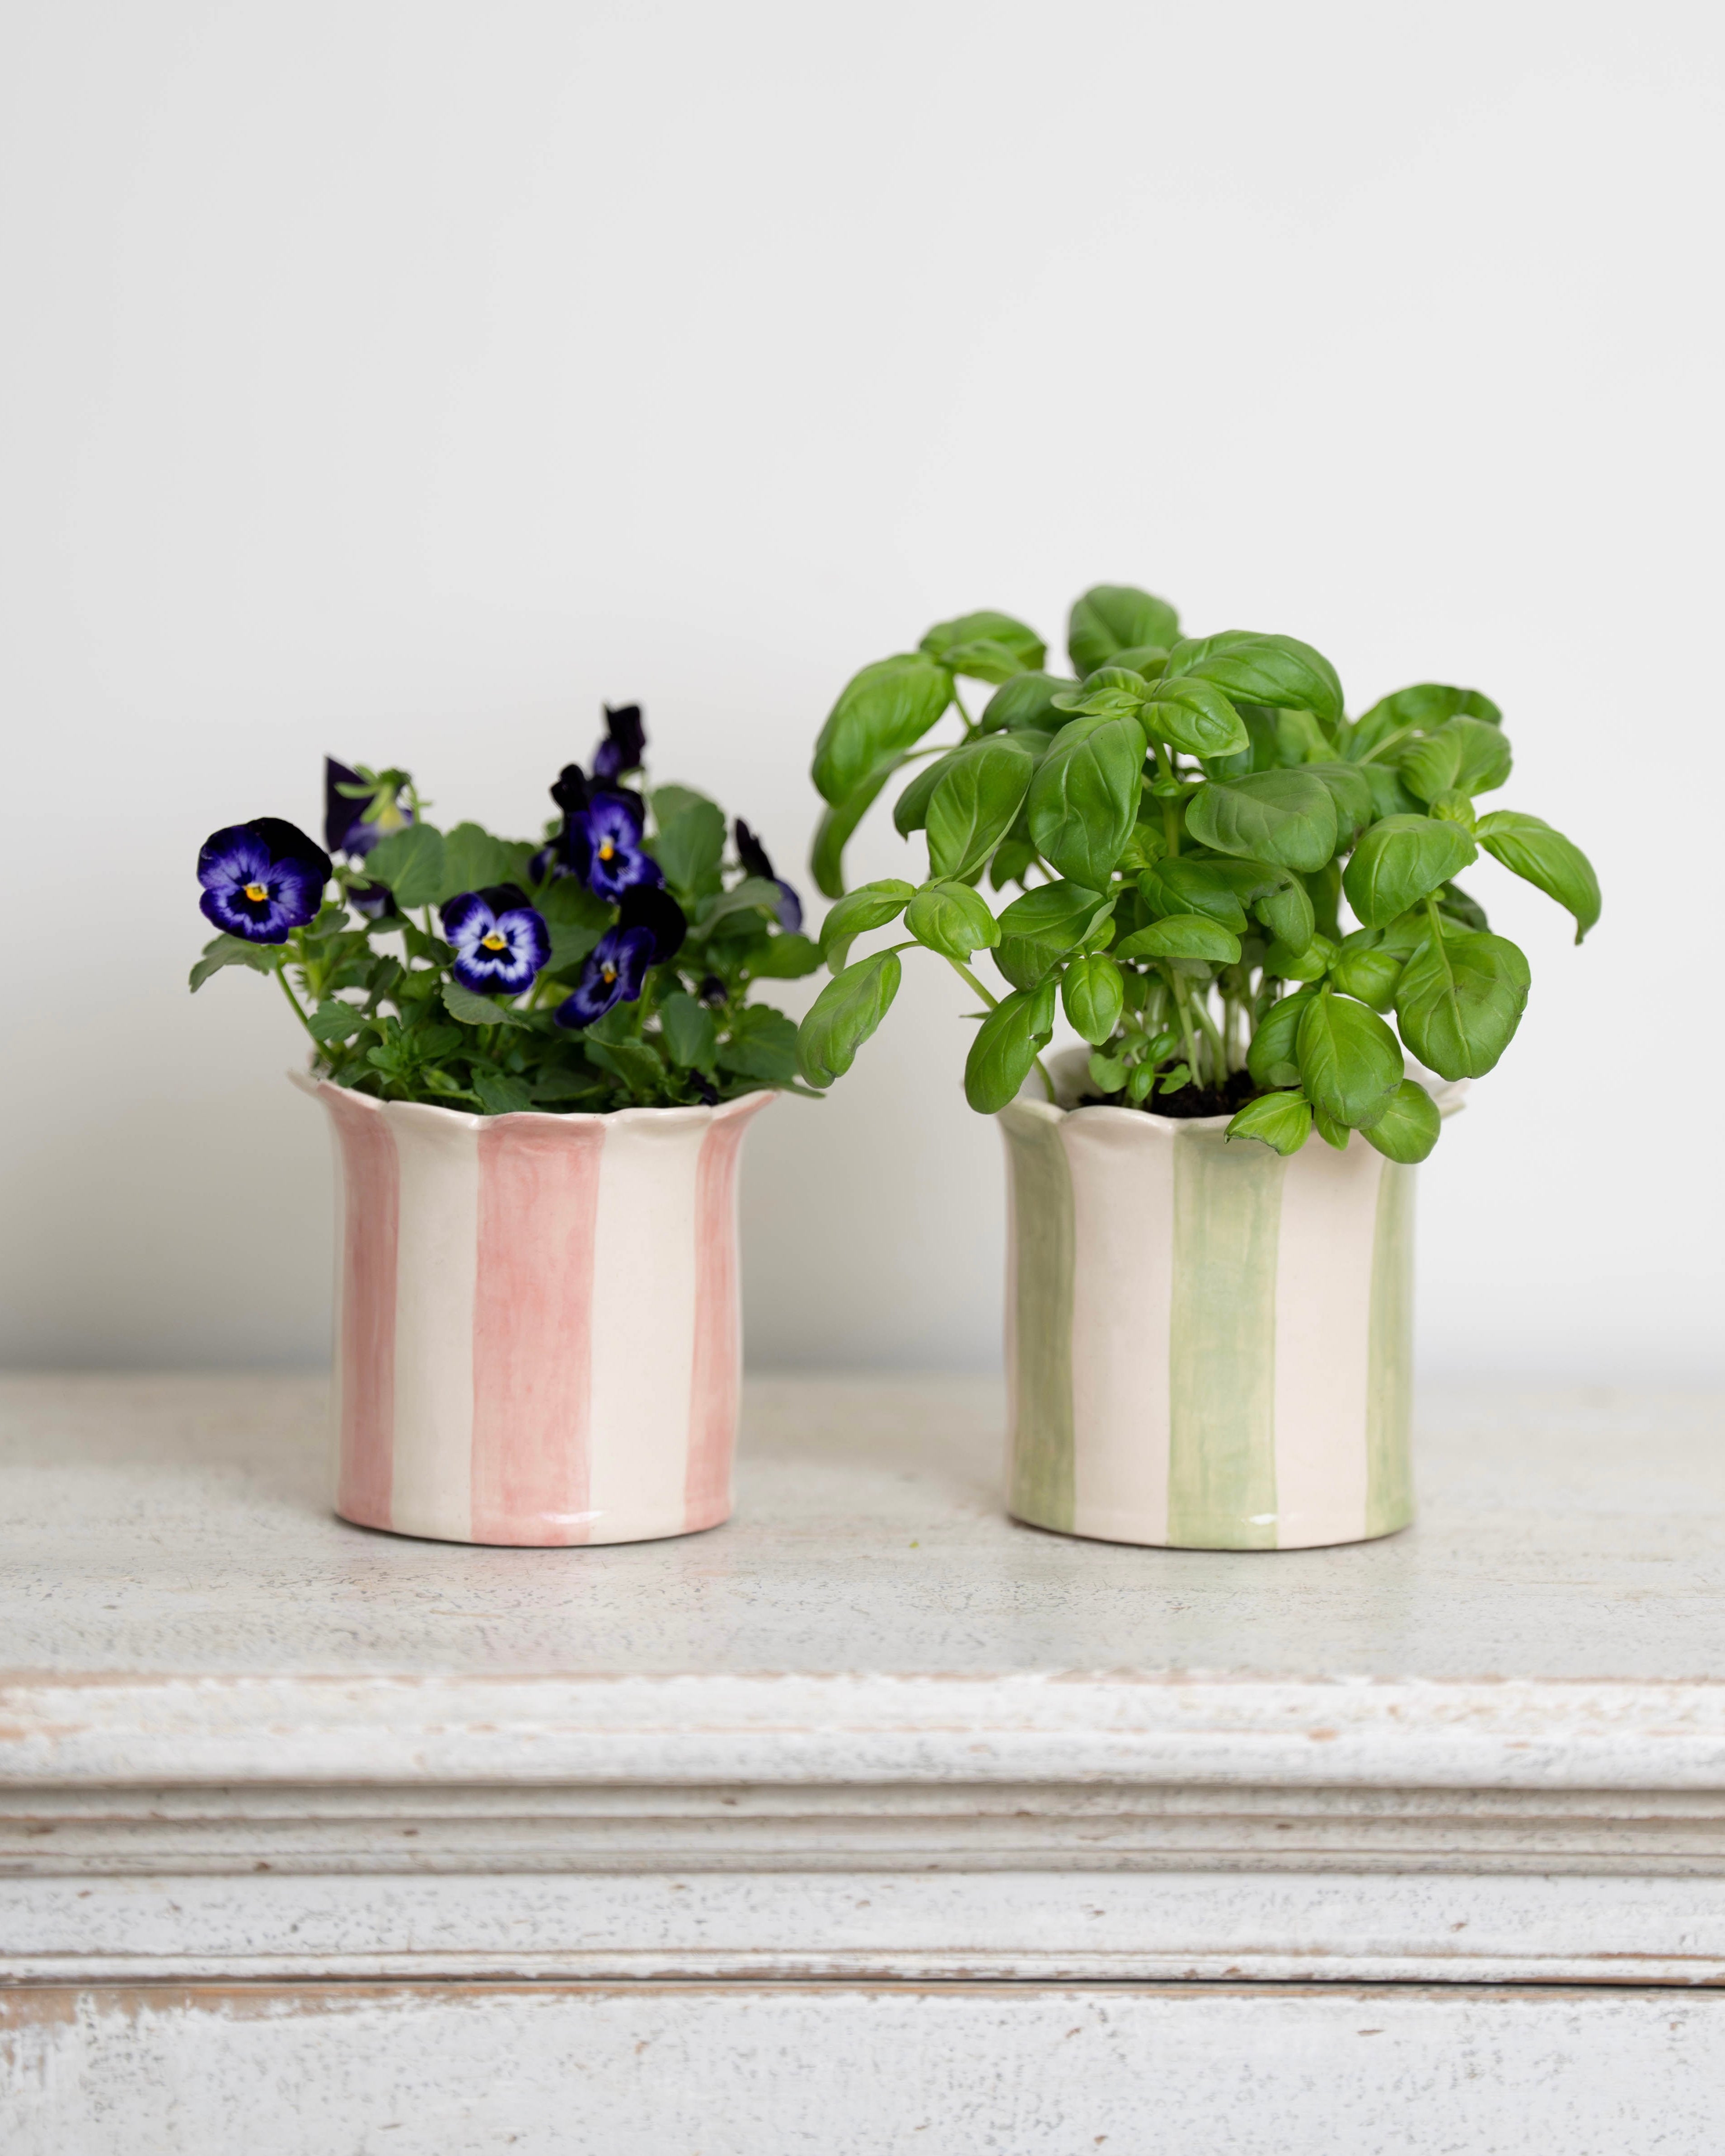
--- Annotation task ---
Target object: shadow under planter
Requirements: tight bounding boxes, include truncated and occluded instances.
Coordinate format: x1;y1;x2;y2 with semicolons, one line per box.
294;1075;773;1548
1000;1050;1464;1551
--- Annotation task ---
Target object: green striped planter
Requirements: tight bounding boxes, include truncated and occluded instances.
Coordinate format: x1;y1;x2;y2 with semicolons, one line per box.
1001;1054;1464;1550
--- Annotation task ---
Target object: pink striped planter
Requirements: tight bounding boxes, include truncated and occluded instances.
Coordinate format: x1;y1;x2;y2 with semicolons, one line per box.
292;1076;773;1546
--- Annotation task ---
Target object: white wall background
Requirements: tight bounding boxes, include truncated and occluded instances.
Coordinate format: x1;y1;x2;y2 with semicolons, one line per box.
2;0;1720;1380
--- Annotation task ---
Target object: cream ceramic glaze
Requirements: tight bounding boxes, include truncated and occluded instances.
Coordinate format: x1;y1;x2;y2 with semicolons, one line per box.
1000;1048;1465;1550
293;1075;772;1546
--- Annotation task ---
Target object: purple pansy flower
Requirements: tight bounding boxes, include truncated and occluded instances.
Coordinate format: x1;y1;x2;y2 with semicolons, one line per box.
572;790;662;902
440;885;551;996
529;763;593;882
324;758;413;860
591;703;646;784
617;882;687;964
733;818;804;933
198;818;333;944
555;925;656;1028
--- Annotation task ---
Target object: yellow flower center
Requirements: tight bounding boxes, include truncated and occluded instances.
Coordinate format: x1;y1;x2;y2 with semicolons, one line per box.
601;963;617;984
597;839;616;861
481;932;506;951
244;883;268;902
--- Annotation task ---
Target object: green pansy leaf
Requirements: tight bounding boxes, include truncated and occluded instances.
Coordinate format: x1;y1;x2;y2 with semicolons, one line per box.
994;879;1114;990
1246;989;1317;1090
811;652;953;805
1112;913;1242;964
693;877;784;940
715;1006;802;1085
1342;814;1478;929
1067;585;1181;677
650;783;719;828
1139;678;1249;759
1026;712;1147;889
365;823;446;910
1362;1078;1443;1163
188;935;281;991
1394;926;1531;1079
1297;990;1404;1128
1162;631;1344;725
797;949;903;1088
819;878;917;971
1061;953;1125;1045
308;998;368;1045
438;822;516;902
905;879;1000;961
546;919;605;976
535;878;612;930
658;990;718;1071
748;931;824;978
652;798;727;897
1473;810;1602;942
442;981;538;1029
472;1071;533;1116
919;610;1046;674
964;982;1057;1114
1225;1090;1313;1156
926;735;1035;881
1183;770;1338;872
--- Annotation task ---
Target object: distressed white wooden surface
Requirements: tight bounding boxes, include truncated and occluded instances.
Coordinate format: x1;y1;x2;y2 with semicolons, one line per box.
7;1982;1725;2155
2;1377;1724;1993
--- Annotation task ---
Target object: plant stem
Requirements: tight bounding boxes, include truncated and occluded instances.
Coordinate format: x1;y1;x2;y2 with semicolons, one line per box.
1168;969;1202;1081
952;687;975;736
945;956;1056;1104
274;962;319;1044
1191;994;1228;1088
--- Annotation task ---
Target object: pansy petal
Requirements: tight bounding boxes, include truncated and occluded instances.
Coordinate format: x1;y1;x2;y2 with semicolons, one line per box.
733;818;775;883
251;818;333;888
604;702;646;771
197;825;272;891
773;879;804;934
612;925;656;1002
324;759;367;855
199;888;290;944
441;891;495;945
617;884;687;964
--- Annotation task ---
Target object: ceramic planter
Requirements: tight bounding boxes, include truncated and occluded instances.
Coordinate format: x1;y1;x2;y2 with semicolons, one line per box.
294;1076;772;1547
999;1051;1463;1551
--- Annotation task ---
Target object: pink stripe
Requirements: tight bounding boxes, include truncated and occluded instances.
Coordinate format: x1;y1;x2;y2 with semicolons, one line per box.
320;1084;398;1531
469;1115;607;1546
684;1094;772;1532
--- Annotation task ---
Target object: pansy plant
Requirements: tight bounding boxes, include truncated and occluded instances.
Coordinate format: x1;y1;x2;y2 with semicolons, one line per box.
796;585;1599;1161
191;706;823;1115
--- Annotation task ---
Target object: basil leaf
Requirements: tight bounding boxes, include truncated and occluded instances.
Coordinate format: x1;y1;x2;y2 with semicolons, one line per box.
1253;872;1315;952
658;991;718;1071
1139;858;1250;933
1343;814;1478;928
919;610;1046;674
811;764;900;899
927;735;1035;881
818;879;916;971
1401;716;1513;802
979;671;1081;735
1362;1078;1442;1163
1302;761;1375;842
365;823;446;910
1162;631;1344;726
1112;913;1243;964
1061;953;1125;1045
1183;770;1338;871
811;653;953;805
1329;934;1403;1011
1246;989;1316;1090
905;879;1000;961
1347;683;1501;764
1067;585;1181;676
1139;678;1249;759
1262;931;1336;981
1473;810;1602;942
1026;712;1147;888
1394;927;1531;1079
994;879;1113;989
938;637;1035;683
796;949;902;1086
1297;990;1403;1128
964;982;1057;1113
1225;1090;1312;1156
893;749;965;837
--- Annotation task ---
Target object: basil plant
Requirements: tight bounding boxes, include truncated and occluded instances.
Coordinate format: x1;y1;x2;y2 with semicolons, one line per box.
797;586;1598;1160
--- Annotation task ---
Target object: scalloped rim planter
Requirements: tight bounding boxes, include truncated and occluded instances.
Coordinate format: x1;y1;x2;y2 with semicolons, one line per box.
999;1049;1465;1551
293;1075;773;1547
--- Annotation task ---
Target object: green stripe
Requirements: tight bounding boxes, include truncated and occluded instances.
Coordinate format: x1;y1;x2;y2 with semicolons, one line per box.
1001;1109;1075;1533
1167;1128;1283;1548
1364;1158;1416;1536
